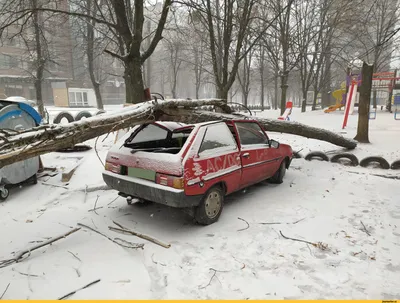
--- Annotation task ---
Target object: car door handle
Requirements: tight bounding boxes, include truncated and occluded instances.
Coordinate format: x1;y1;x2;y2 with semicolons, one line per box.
242;153;250;158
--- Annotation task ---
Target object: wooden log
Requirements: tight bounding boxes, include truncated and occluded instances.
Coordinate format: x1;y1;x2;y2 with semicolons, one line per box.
159;108;357;149
0;99;356;168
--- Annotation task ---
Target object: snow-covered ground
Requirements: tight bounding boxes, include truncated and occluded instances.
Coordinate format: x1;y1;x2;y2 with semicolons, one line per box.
0;107;399;299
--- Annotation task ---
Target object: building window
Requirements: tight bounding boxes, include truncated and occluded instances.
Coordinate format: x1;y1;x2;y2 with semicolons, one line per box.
69;91;88;106
0;54;19;69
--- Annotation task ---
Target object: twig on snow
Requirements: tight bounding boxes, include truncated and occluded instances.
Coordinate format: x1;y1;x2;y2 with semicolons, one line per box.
237;217;250;231
83;185;88;203
279;230;328;251
0;283;10;299
58;279;101;300
198;268;229;289
12;268;40;277
92;195;100;215
151;253;166;266
259;218;306;225
109;222;170;249
0;228;81;268
77;223;144;249
74;268;81;278
360;221;371;236
68;251;81;262
41;182;68;189
107;196;119;205
94;136;104;167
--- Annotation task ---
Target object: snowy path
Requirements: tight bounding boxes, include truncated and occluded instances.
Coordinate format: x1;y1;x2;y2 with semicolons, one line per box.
0;108;399;299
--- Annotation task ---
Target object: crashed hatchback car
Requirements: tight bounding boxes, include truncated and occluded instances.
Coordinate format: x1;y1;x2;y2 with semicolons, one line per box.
103;119;293;225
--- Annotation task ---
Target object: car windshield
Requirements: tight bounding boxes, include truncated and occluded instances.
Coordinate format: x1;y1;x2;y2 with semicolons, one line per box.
124;124;193;154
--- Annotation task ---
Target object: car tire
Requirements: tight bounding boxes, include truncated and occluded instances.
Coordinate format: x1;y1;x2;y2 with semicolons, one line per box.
330;153;359;167
359;156;390;169
75;111;92;121
391;159;400;170
194;186;224;225
0;187;9;201
96;110;106;115
305;151;329;162
53;111;74;124
268;160;286;184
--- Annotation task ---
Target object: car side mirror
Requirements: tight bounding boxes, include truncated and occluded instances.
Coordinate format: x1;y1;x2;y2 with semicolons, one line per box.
269;139;280;148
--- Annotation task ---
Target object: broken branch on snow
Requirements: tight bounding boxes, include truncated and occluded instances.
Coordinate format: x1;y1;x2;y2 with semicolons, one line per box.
0;99;357;168
237;217;250;231
77;223;144;250
0;227;80;268
58;279;101;300
110;221;171;248
279;230;329;251
0;283;10;299
360;221;371;236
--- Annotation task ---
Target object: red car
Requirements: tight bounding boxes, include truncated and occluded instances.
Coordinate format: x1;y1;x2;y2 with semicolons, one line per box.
103;119;293;225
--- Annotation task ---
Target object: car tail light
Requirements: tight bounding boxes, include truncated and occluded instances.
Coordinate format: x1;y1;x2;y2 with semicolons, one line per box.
156;173;184;189
105;161;122;174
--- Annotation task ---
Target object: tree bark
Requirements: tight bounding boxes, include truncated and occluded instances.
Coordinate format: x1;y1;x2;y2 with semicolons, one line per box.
274;70;278;110
0;99;357;168
124;58;145;104
159;108;358;150
32;0;45;119
86;0;103;110
354;62;373;143
280;72;288;115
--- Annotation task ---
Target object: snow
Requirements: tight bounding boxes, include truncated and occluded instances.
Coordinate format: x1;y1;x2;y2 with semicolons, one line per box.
1;106;400;299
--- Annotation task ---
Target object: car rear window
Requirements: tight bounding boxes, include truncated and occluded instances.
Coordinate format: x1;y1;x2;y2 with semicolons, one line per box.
130;124;168;144
124;124;193;154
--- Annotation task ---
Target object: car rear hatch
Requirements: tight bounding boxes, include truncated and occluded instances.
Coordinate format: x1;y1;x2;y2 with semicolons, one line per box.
105;122;195;189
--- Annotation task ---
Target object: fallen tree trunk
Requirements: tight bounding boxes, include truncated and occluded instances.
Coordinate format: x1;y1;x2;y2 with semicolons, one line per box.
159;108;358;149
0;99;356;168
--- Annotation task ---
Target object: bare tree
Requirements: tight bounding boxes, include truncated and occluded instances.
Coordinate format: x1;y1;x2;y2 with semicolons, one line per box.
1;0;173;104
186;0;259;101
354;62;373;143
237;39;254;107
85;0;103;109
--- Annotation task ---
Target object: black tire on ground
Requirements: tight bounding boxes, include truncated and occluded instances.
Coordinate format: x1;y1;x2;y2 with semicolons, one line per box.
53;111;74;124
268;160;286;184
359;156;390;169
96;110;106;115
305;151;329;162
56;144;92;153
391;160;400;170
0;187;9;201
330;153;359;167
194;186;224;225
28;173;38;185
75;111;92;121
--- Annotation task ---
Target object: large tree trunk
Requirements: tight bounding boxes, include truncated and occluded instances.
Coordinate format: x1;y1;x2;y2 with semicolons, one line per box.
159;108;357;150
274;70;278;110
354;62;373;143
124;59;145;104
280;72;288;115
32;0;45;119
86;0;103;110
0;99;358;168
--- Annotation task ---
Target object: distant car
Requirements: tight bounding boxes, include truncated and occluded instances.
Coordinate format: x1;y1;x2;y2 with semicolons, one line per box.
102;119;293;225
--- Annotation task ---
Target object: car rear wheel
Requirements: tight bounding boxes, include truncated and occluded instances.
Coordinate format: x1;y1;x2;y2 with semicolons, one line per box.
268;161;286;184
195;186;224;225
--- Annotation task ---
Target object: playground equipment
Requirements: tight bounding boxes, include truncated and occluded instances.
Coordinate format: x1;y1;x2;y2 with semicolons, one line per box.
325;83;346;113
394;94;400;120
278;101;293;120
342;78;358;129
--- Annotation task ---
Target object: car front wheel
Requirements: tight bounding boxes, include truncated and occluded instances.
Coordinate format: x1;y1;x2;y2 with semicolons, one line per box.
268;160;286;184
194;186;224;225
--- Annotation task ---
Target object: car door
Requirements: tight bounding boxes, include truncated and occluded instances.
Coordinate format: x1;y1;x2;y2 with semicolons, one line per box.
234;121;278;187
184;122;242;196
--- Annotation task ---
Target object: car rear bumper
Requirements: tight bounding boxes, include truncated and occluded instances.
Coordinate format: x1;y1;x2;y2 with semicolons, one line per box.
102;171;202;208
